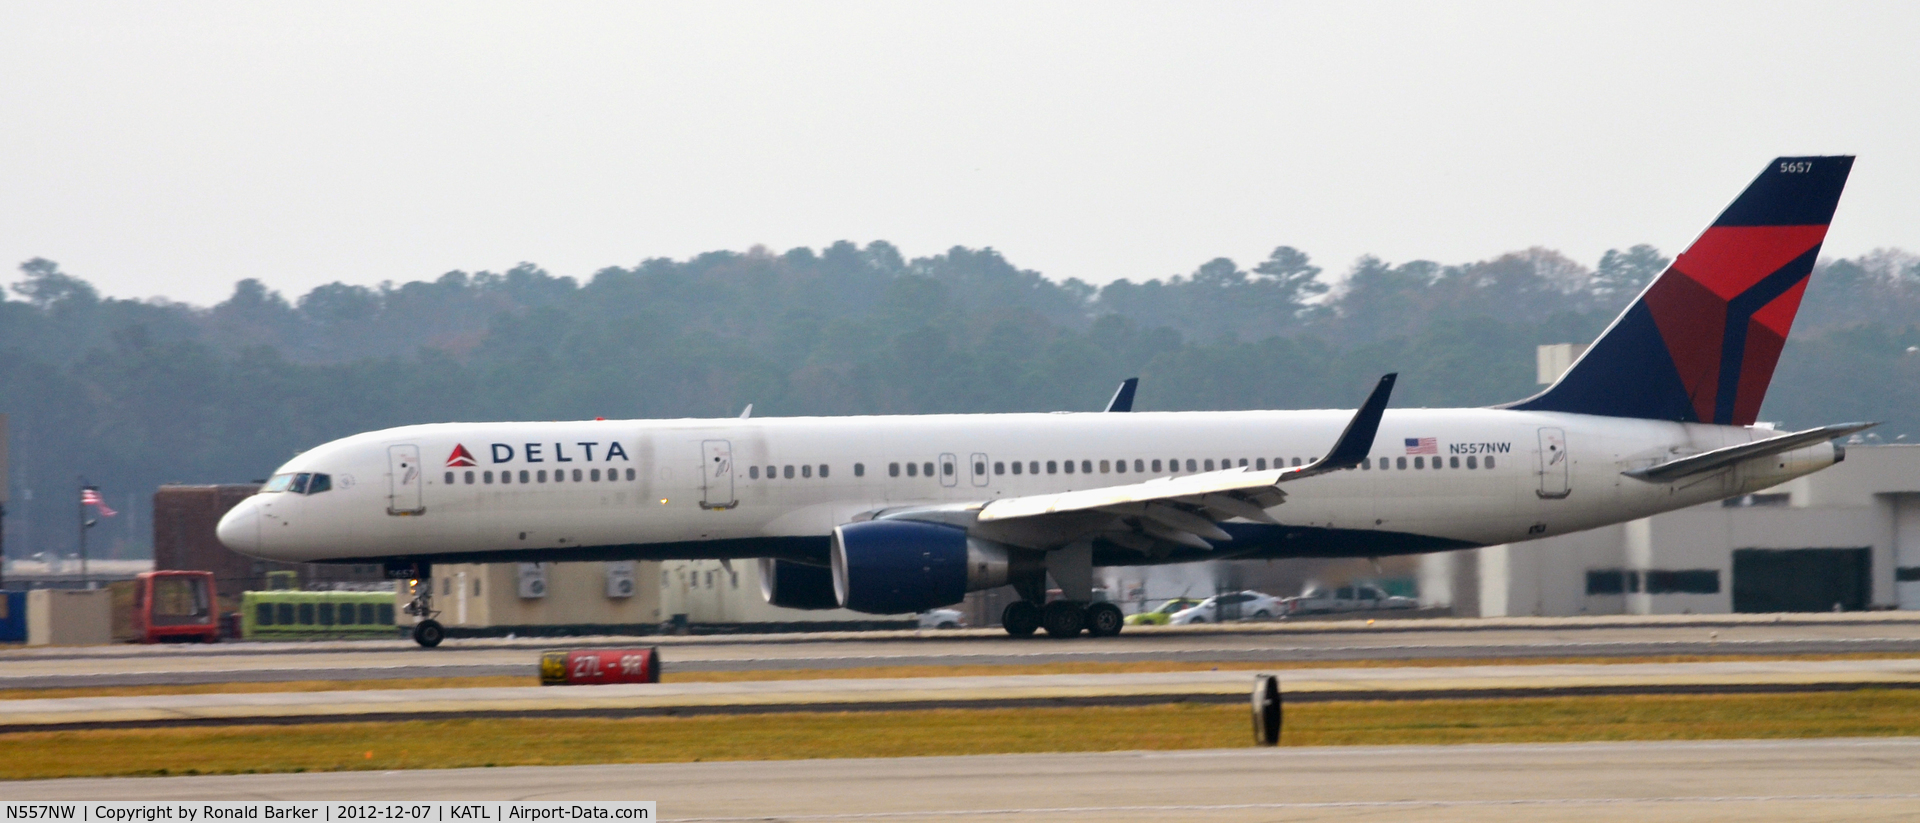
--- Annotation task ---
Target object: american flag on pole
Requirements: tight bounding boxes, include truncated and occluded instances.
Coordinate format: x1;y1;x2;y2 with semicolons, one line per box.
81;488;117;517
1403;437;1438;455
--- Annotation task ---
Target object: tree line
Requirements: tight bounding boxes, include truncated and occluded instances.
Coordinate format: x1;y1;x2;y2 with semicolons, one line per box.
4;240;1917;559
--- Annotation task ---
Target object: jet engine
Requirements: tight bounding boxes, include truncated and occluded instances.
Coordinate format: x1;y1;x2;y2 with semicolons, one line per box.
829;519;1033;614
757;558;841;610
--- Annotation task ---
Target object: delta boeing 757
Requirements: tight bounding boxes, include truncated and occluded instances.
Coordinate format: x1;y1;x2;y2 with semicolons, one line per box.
219;156;1864;647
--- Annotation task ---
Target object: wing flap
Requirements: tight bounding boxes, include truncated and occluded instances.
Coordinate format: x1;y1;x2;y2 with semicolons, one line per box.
976;374;1396;525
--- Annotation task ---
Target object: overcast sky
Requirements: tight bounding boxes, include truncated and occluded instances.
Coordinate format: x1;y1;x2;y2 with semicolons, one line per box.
2;2;1915;306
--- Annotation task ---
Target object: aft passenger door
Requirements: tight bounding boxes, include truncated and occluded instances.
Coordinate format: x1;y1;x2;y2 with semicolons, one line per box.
387;444;425;515
700;440;737;510
969;453;990;488
1536;427;1571;499
939;453;959;488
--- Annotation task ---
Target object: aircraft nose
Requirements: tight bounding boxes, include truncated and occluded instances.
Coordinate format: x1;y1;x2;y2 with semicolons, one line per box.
216;497;263;556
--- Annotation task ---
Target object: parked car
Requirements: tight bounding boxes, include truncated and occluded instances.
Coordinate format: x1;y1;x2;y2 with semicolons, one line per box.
1283;584;1419;615
1167;591;1285;624
919;608;967;629
1125;597;1201;626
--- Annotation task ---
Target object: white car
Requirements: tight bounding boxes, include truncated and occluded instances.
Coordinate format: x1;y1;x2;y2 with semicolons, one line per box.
1167;591;1284;624
918;608;967;629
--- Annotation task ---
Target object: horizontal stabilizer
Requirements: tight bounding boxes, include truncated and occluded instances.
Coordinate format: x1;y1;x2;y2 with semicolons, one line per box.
1622;421;1876;483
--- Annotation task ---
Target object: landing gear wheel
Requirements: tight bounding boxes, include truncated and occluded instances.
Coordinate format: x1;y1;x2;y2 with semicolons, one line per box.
1002;601;1041;637
412;619;445;648
1085;602;1125;637
1041;601;1087;638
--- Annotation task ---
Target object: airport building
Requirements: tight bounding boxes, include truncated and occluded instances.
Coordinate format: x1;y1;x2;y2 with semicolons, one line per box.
1423;443;1920;617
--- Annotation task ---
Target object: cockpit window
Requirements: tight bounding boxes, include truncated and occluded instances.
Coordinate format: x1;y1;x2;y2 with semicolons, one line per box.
261;472;332;494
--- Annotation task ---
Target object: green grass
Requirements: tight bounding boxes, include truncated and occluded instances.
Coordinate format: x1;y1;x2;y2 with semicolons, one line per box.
4;689;1919;781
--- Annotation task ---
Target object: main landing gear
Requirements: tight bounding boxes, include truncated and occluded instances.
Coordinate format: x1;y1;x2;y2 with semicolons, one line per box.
403;578;445;648
1001;600;1124;638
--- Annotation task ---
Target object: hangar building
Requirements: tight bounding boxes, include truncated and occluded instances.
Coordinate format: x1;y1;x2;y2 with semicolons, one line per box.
1423;443;1920;617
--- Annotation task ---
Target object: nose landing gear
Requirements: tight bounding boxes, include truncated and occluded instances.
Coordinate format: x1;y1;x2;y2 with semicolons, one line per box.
404;581;444;648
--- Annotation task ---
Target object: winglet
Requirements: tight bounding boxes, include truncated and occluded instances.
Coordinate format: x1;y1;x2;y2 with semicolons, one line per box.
738;404;753;419
1105;378;1139;412
1311;373;1396;471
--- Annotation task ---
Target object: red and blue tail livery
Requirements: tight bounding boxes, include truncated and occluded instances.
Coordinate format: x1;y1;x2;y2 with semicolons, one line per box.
1512;156;1853;424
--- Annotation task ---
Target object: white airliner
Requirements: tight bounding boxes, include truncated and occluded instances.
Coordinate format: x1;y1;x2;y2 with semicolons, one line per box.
220;156;1865;647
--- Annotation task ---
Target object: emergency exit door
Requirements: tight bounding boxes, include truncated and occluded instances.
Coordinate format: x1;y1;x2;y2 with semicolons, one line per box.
387;444;425;515
1536;427;1570;499
700;440;736;510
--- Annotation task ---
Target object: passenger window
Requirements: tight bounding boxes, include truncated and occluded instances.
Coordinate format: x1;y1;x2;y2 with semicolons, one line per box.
1100;460;1111;473
1011;461;1022;475
484;471;494;484
1360;457;1371;470
784;465;795;479
462;471;473;484
994;462;1005;475
1152;459;1163;473
1449;457;1459;469
591;469;602;481
444;471;455;485
1081;460;1092;473
521;470;531;483
1204;459;1215;471
750;466;759;479
538;470;548;482
1467;456;1478;469
819;464;829;478
1047;461;1058;474
1413;457;1424;469
1235;458;1244;467
499;471;510;484
892;462;902;477
855;463;865;477
1485;456;1496;469
924;462;934;477
802;465;812;478
1256;458;1267;470
1133;459;1144;473
974;460;985;475
626;468;636;481
572;469;583;481
1063;460;1075;474
1185;459;1196;472
943;462;955;476
1029;461;1039;474
1395;458;1406;470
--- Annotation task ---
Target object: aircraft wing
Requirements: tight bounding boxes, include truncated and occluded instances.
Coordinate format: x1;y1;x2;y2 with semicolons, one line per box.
1622;421;1877;483
925;374;1395;553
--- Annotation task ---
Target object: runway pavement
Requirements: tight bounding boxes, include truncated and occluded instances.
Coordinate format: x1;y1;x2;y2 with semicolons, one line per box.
5;657;1918;730
5;613;1920;689
7;737;1919;821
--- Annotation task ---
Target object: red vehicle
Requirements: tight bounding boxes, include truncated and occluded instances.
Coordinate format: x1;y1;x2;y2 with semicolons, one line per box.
131;570;220;643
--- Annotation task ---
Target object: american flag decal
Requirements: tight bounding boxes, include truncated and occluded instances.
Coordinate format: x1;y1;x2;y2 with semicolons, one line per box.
1403;437;1438;455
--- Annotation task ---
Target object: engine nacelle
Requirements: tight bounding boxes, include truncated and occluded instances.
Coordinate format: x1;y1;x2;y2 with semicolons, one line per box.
757;558;841;610
830;519;1028;614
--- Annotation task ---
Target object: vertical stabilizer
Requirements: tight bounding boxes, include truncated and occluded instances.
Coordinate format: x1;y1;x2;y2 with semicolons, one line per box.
1510;156;1853;424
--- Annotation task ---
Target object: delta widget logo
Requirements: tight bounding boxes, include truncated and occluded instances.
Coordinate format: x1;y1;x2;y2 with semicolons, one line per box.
446;444;478;467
